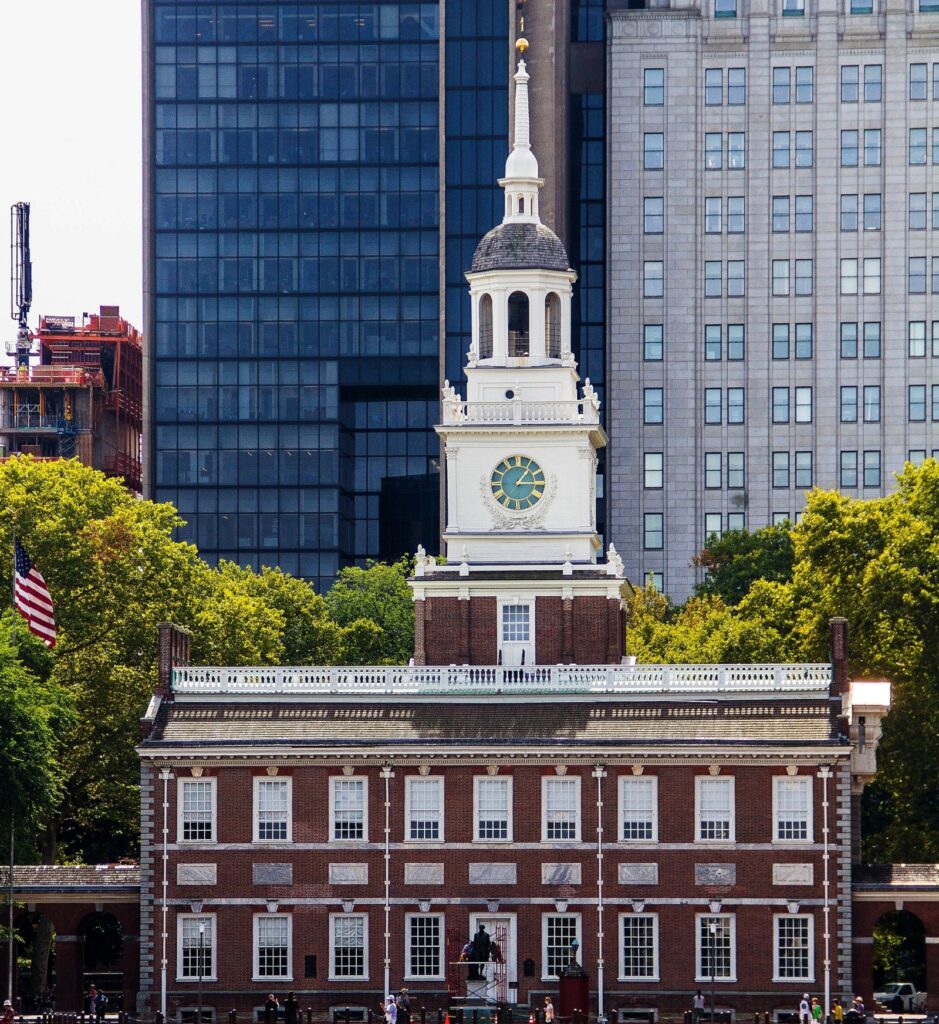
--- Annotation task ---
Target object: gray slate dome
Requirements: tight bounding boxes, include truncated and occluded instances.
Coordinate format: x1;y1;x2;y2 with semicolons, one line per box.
471;221;570;273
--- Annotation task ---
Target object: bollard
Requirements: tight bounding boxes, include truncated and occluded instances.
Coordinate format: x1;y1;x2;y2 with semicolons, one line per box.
306;1009;313;1024
473;1011;479;1024
421;1009;427;1024
230;1011;237;1024
438;1011;443;1024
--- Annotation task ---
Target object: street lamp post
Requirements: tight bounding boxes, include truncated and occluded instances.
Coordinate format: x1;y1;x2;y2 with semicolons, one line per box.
197;923;205;1024
380;764;395;999
709;922;716;1024
159;768;174;1022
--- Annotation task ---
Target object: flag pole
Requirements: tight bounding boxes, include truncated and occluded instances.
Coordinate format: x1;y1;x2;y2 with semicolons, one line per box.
7;810;13;1005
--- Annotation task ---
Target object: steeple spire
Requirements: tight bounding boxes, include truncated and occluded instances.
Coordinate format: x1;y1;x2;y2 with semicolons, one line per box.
500;39;543;225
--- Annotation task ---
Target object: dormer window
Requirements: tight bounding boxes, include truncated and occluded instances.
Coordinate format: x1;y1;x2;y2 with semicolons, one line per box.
545;293;561;358
479;295;493;358
508;292;530;356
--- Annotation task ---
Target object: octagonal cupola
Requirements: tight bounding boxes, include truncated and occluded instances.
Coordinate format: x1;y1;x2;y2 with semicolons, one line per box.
467;41;576;370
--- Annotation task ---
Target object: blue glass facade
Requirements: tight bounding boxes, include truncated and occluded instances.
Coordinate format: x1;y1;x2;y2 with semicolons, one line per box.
148;1;445;588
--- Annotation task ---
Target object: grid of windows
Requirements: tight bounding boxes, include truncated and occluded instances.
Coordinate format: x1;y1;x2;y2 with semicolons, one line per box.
407;777;443;841
407;915;443;978
544;777;580;841
181;780;215;842
475;777;511;841
331;914;366;978
255;915;290;979
545;915;580;978
775;916;813;981
331;777;366;841
255;778;290;842
697;915;735;980
620;915;658;980
620;776;657;841
775;777;811;841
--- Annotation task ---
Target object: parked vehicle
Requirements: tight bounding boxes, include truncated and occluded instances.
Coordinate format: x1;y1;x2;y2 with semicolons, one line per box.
873;983;927;1012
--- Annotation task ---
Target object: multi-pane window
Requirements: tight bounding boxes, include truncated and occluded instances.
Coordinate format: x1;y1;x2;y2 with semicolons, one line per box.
644;453;664;489
909;385;927;422
255;778;291;842
727;453;745;489
620;915;659;981
933;322;939;356
910;193;927;230
715;0;737;17
773;452;790;489
910;449;928;465
795;66;813;99
910;257;927;294
910;321;927;357
728;68;746;104
705;513;722;541
502;604;530;643
933;385;939;420
180;779;215;842
644;513;664;550
644;133;664;170
727;196;745;233
728;388;745;424
179;915;215;980
795;260;813;296
705;388;722;425
841;65;859;102
406;915;443;978
773;260;790;297
475;777;512;841
728;261;745;297
620;776;658;841
864;386;881;423
773;324;790;360
728;133;745;169
864;322;881;358
775;916;813;981
643;68;664;105
864;64;882;101
644;388;664;425
910;128;927;165
841;323;858;358
643;261;664;298
912;62;928;100
775;776;812;840
727;512;746;532
705;325;722;361
841;259;858;295
864;258;881;294
841;194;858;231
544;915;580;979
705;133;723;170
772;196;789;232
773;388;790;424
864;128;881;165
773;67;791;104
644;325;664;361
841;130;858;167
841;387;858;423
795;196;813;232
795;131;813;167
705;197;722;234
795;452;813;489
705;68;723;105
933;257;939;293
331;777;366;841
841;451;858;488
643;197;664;234
255;914;291;979
773;132;790;168
331;914;366;979
407;777;443;841
864;450;881;488
783;0;805;14
933;193;939;230
933;128;939;165
705;261;722;297
705;452;722;489
697;915;735;981
696;776;734;841
544;777;580;841
795;324;813;359
795;387;813;423
863;193;881;231
728;324;745;359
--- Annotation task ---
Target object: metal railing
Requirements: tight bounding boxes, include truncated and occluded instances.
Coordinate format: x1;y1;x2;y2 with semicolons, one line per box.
172;662;832;697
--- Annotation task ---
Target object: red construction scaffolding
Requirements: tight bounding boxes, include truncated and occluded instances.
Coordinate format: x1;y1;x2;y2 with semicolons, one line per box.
0;306;143;492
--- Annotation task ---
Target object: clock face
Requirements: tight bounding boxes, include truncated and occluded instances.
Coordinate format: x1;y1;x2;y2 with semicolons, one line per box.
490;455;546;510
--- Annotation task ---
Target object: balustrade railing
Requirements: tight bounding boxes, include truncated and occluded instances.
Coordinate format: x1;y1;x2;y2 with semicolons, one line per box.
172;662;831;696
442;399;599;425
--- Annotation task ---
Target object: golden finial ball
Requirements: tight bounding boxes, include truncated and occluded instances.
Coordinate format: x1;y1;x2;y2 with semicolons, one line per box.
516;37;529;53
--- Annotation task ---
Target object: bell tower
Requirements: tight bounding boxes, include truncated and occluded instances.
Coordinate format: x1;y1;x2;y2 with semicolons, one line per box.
410;41;628;668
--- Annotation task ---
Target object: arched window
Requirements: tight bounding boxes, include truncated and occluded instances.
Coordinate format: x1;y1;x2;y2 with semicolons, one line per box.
507;292;530;356
479;294;493;358
518;195;525;214
545;293;561;358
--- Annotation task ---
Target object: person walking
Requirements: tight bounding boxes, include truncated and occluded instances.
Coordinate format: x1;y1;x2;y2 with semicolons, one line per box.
88;985;98;1015
3;999;15;1024
94;989;108;1022
693;990;706;1022
799;994;811;1024
833;999;844;1024
396;988;411;1024
283;992;299;1024
811;998;822;1022
544;997;555;1023
383;996;398;1024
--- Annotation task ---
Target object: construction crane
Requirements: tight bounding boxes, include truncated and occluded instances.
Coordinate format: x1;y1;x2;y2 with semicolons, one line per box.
9;201;33;369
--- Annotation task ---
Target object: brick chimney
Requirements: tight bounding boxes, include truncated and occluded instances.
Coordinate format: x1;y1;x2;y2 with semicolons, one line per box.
157;622;191;698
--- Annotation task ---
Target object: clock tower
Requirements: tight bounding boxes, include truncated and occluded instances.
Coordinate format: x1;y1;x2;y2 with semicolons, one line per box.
410;41;629;667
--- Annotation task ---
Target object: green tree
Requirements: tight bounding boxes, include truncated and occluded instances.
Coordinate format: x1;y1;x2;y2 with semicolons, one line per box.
692;522;795;605
326;558;415;664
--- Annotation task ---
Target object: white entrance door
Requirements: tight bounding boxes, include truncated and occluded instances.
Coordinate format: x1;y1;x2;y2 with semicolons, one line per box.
469;913;517;989
500;602;534;666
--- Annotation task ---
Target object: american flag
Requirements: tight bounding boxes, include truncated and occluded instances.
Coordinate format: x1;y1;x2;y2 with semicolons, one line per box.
13;537;56;648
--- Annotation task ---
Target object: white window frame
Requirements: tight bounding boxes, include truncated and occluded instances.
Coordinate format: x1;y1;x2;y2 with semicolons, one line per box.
176;913;218;982
618;913;660;981
252;912;293;982
329;775;368;842
695;776;735;843
773;776;813;843
329;912;369;981
542;775;581;843
405;776;445;842
541;913;583;981
253;776;292;844
695;913;737;983
773;913;815;982
618;775;658;842
177;778;217;844
473;775;513;843
404;913;445;980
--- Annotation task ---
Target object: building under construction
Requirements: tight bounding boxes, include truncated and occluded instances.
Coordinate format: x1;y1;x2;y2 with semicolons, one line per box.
0;306;143;493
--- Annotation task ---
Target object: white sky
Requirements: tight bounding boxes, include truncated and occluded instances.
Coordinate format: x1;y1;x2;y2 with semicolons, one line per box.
0;1;143;339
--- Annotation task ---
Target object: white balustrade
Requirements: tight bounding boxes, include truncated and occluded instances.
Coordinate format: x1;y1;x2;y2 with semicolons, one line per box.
442;400;599;426
172;663;832;696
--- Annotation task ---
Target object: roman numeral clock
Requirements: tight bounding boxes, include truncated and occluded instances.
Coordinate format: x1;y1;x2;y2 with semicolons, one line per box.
408;41;627;668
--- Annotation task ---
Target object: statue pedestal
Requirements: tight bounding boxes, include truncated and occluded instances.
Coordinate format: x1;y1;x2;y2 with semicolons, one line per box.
466;979;490;1002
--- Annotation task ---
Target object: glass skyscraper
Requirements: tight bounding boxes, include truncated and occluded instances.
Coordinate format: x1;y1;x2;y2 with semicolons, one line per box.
144;0;601;589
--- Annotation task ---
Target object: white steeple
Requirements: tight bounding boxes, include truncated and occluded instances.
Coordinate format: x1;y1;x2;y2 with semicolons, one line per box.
499;40;543;225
